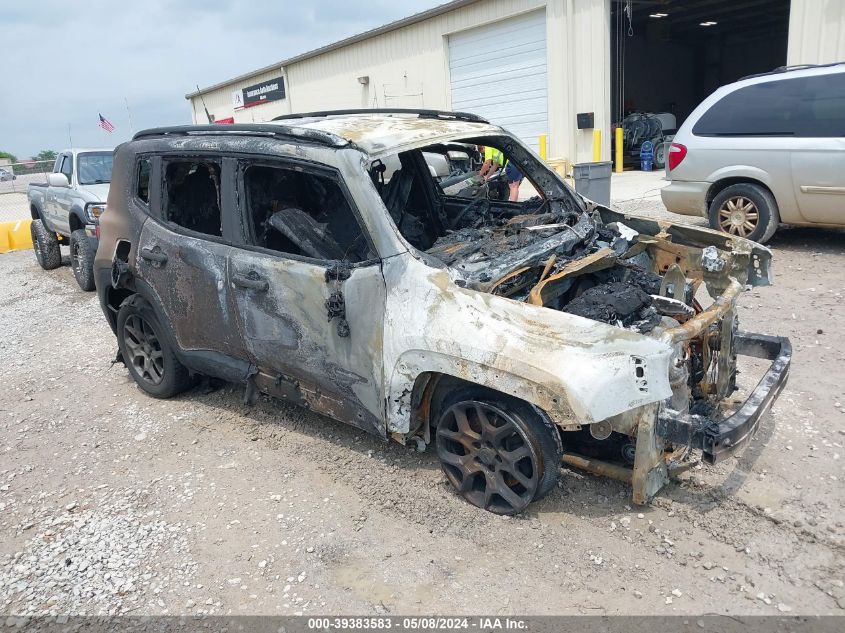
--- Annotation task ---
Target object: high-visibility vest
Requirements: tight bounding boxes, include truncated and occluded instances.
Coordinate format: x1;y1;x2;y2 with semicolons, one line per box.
483;146;505;165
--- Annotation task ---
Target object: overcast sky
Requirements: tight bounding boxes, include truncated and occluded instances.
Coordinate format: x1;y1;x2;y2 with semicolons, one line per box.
0;0;439;159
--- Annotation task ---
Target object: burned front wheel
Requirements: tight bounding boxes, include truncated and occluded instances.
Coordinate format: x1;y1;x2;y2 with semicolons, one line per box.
436;395;562;514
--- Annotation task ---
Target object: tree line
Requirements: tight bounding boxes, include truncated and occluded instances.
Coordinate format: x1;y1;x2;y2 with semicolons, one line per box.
0;150;59;173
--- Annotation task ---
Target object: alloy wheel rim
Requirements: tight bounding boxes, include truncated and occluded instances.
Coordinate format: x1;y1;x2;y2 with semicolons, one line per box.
718;196;759;237
122;314;165;385
436;401;539;514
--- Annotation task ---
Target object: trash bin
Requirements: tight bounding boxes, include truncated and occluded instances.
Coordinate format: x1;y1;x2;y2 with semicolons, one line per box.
572;161;613;206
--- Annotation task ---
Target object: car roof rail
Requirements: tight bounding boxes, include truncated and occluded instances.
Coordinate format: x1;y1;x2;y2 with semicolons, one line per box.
272;108;490;124
739;60;845;81
132;124;350;148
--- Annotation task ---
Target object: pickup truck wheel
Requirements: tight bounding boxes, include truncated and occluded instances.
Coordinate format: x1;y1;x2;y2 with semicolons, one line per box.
69;229;96;291
708;183;779;244
436;395;562;514
116;298;191;399
30;220;61;270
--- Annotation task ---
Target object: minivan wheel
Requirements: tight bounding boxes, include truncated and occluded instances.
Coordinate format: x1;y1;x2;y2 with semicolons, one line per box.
69;229;96;291
435;394;562;514
708;183;779;243
30;219;61;270
116;297;191;399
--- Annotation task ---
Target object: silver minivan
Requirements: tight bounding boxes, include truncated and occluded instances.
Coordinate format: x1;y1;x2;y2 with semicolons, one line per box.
661;63;845;243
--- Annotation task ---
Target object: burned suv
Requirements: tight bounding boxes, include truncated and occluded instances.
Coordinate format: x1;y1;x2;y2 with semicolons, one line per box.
95;110;790;515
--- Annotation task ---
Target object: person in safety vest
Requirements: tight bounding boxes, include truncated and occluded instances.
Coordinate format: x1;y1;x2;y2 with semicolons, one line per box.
478;145;524;202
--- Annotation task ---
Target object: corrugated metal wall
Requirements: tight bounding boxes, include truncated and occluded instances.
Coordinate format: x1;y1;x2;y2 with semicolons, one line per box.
788;0;845;65
191;0;611;163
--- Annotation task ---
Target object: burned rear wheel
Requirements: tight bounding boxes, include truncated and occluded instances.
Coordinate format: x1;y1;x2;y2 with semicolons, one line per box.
123;314;164;385
436;396;561;514
116;297;191;399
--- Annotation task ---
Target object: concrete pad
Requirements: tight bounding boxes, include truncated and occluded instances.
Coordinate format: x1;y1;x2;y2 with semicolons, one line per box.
610;170;707;227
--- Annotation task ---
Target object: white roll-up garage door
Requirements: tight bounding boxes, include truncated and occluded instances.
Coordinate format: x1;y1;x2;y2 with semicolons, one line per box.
449;10;548;152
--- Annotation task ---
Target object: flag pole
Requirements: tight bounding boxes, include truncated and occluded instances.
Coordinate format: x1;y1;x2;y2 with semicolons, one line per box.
68;123;74;150
124;97;134;134
196;84;213;123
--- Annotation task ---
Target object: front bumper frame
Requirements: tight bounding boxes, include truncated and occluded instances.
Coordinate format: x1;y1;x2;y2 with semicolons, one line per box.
657;332;792;463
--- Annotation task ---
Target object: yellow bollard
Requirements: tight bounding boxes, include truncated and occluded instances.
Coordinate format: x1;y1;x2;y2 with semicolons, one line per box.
538;134;548;160
592;129;601;162
615;127;624;173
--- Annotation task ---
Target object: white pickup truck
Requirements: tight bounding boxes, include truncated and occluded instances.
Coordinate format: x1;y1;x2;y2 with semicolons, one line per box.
28;148;113;290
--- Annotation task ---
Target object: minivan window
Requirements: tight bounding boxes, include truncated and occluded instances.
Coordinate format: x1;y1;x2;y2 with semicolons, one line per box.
164;160;222;237
798;73;845;137
693;73;845;138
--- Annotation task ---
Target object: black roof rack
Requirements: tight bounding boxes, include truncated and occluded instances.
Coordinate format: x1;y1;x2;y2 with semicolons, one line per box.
132;123;349;148
740;61;845;81
272;108;489;124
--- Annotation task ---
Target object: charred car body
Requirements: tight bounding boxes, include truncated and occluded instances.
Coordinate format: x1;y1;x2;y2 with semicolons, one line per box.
94;110;791;514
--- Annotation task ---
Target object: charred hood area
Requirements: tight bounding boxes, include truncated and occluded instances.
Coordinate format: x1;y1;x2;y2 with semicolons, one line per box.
427;203;672;334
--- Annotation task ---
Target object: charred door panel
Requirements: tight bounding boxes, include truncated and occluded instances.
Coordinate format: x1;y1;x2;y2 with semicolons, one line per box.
228;251;387;436
136;219;244;357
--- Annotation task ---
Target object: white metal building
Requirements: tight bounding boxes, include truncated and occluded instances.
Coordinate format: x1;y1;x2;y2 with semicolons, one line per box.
187;0;845;166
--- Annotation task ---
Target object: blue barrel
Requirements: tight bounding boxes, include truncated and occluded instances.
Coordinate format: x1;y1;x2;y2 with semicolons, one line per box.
640;140;654;171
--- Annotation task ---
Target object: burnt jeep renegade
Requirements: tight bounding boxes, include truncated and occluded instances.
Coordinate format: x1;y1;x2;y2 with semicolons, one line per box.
95;110;790;514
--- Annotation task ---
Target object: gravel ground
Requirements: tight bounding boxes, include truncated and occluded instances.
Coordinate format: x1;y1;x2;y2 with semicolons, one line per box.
0;214;844;617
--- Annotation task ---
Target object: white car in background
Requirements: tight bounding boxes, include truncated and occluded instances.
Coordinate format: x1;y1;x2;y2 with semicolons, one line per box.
661;62;845;243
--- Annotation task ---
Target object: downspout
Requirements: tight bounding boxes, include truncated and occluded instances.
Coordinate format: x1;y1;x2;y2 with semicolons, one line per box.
566;0;578;164
281;65;293;114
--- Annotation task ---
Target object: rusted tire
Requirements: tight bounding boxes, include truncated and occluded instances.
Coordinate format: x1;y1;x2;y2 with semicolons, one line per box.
116;296;191;399
708;183;779;244
69;229;96;291
436;392;562;514
31;219;61;270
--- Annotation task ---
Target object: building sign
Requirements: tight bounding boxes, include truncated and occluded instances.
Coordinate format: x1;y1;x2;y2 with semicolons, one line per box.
234;77;286;109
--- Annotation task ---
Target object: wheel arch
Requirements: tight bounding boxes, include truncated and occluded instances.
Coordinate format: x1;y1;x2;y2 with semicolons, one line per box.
705;175;776;209
69;208;87;233
110;277;251;384
386;353;579;440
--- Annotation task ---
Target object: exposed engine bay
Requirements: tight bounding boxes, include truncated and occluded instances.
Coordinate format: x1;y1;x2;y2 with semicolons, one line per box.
371;140;773;438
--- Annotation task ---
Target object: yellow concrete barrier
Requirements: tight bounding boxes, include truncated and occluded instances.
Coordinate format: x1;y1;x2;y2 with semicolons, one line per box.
0;219;33;254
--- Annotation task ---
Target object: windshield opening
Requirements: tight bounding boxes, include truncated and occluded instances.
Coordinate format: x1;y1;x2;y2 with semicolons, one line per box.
368;136;551;252
77;152;114;185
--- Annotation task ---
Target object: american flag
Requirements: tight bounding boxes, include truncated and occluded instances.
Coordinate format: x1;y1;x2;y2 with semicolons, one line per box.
98;113;115;133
